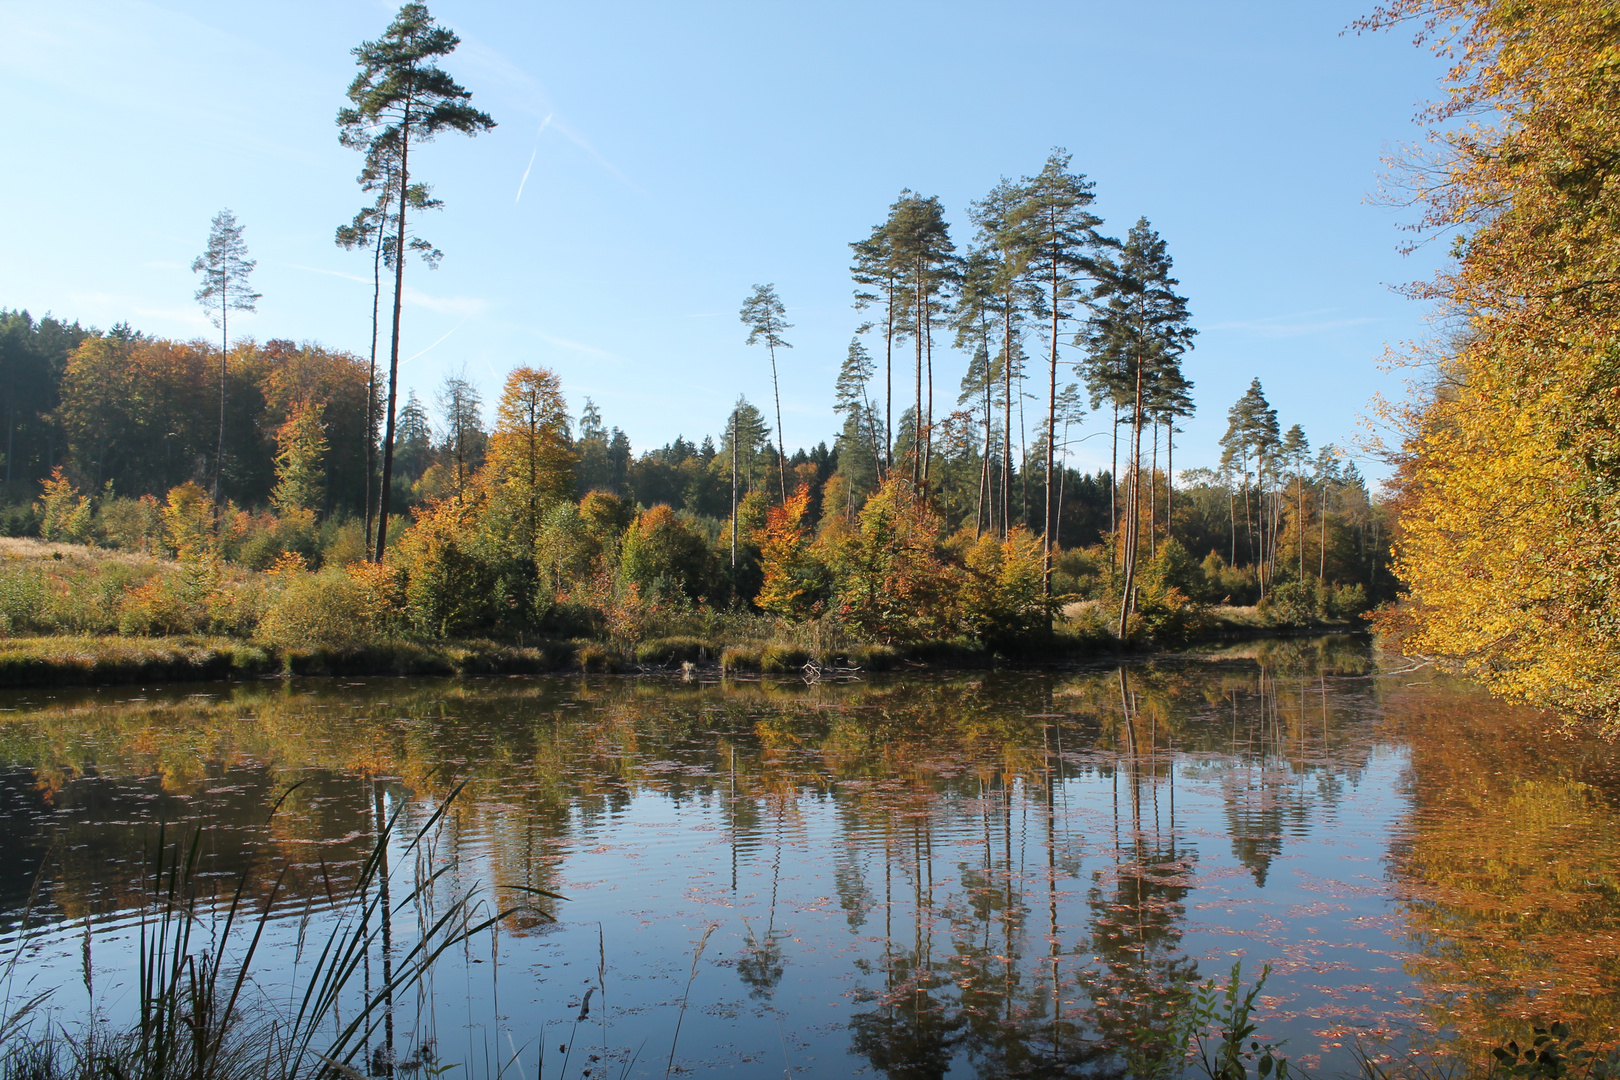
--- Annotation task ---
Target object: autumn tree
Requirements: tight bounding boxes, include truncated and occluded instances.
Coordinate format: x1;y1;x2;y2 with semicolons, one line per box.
740;283;792;502
1362;0;1620;732
270;400;328;516
191;208;260;500
339;1;494;561
484;365;575;550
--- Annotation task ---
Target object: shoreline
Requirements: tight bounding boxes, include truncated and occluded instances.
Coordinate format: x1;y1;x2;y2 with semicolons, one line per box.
0;616;1365;689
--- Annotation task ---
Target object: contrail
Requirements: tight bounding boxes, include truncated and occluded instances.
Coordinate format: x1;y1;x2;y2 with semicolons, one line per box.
404;317;469;364
515;113;553;202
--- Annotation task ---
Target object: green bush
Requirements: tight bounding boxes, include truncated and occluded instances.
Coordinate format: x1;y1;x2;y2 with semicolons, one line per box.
1326;582;1368;619
256;570;382;650
116;565;211;636
1260;578;1318;627
97;495;164;551
0;565;48;634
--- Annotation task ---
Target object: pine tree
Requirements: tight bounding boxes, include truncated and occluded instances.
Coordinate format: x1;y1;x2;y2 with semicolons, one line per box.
1219;378;1279;594
1084;218;1195;633
968;177;1037;538
739;283;792;502
191;208;260;501
1009;151;1105;595
884;191;959;490
338;2;494;561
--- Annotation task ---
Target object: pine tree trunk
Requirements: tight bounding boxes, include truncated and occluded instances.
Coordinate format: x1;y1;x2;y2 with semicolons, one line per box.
215;304;227;501
769;341;786;503
373;108;412;563
364;203;384;551
1043;262;1059;597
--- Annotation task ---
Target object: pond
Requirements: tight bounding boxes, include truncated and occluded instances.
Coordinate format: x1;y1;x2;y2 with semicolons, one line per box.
0;636;1616;1078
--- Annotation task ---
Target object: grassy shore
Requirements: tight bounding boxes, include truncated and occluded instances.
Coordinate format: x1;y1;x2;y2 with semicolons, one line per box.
0;604;1363;689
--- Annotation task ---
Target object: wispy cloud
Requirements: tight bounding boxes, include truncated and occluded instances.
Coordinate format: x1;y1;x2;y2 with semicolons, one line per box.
401;287;492;318
1205;309;1382;339
285;263;372;285
682;312;724;318
140;260;187;271
534;332;615;360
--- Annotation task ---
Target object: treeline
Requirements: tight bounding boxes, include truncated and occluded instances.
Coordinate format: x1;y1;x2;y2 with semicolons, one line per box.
0;308;1388;652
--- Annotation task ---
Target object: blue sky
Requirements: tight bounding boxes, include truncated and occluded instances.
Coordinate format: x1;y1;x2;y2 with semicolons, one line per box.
0;1;1444;480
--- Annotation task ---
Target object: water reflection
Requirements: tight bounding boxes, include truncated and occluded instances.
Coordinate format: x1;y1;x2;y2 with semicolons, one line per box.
0;637;1614;1077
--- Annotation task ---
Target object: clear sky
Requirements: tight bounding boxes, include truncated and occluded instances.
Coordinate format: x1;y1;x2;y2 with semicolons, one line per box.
0;1;1444;481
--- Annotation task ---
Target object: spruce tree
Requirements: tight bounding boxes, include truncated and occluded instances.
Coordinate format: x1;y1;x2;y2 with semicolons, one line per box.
338;2;494;561
191;208;260;501
884;191;959;490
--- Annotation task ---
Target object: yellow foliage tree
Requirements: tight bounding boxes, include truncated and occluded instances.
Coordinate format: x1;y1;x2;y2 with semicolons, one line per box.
1368;0;1620;734
483;365;577;552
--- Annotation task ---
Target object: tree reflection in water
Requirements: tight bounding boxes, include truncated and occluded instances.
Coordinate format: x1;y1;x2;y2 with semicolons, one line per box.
0;637;1615;1077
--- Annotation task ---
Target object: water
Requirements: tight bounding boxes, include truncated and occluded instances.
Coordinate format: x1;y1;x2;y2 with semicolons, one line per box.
0;636;1616;1077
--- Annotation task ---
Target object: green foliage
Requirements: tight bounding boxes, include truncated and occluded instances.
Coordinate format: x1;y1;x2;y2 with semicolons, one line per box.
0;564;47;635
1127;963;1292;1080
1488;1023;1620;1079
622;504;716;602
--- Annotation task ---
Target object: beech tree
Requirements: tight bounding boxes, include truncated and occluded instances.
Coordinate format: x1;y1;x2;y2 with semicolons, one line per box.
191;208;259;500
338;1;494;560
739;283;792;501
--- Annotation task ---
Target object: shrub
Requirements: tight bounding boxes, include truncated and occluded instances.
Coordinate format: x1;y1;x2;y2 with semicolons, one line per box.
38;468;92;543
1260;578;1318;627
0;565;47;634
575;641;621;672
118;565;211;635
959;527;1049;644
162;482;216;561
257;569;384;650
97;494;163;551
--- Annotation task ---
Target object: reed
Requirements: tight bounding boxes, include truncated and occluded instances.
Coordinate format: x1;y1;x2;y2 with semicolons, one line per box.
0;780;562;1080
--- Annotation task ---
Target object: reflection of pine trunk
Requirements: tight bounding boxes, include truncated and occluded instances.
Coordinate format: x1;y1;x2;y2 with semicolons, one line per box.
375;783;396;1078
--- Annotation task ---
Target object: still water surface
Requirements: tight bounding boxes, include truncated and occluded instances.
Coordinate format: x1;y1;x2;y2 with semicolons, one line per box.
1;637;1617;1077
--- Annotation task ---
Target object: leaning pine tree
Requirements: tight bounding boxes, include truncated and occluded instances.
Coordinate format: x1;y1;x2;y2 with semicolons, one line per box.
338;1;494;562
